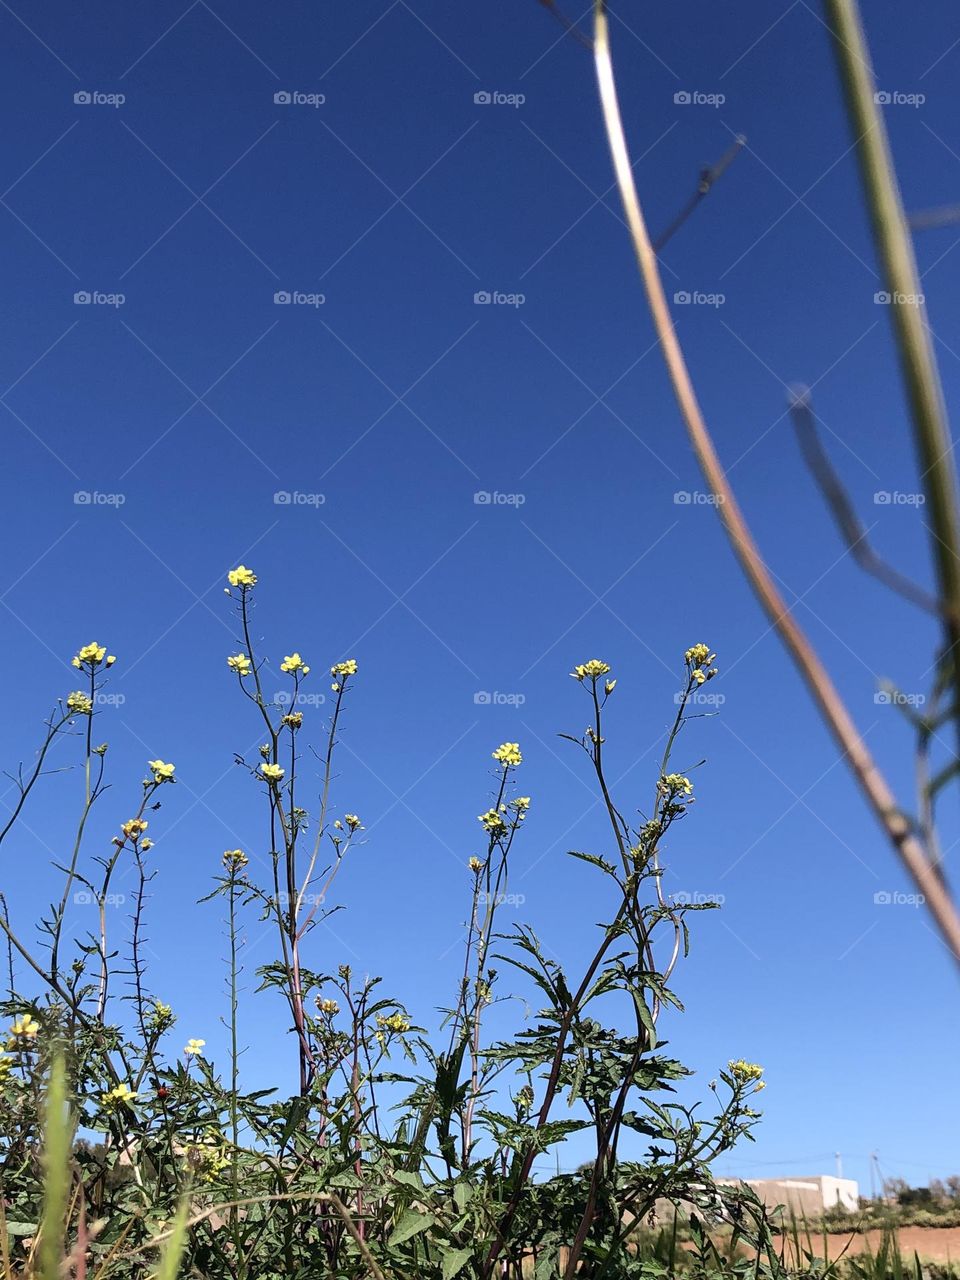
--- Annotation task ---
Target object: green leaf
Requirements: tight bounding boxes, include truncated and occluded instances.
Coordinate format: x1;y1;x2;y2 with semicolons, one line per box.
441;1246;474;1279
388;1209;436;1247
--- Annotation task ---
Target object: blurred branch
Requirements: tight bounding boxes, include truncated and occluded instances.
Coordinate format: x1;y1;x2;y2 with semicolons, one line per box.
536;0;593;50
592;0;960;968
653;135;747;252
823;0;960;722
788;385;940;615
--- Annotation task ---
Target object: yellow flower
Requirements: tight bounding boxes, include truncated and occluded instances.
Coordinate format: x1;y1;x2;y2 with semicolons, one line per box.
147;759;176;784
344;814;362;832
330;659;358;689
659;773;693;797
692;669;706;685
222;849;249;872
121;818;149;840
140;838;154;851
685;643;714;667
148;1000;173;1030
66;691;93;715
492;742;522;767
280;652;310;675
317;997;339;1015
227;653;252;677
376;1012;410;1034
72;642;107;669
9;1013;39;1041
468;856;483;873
282;711;303;729
227;565;257;589
570;659;611;682
511;797;531;818
184;1038;206;1056
0;1056;12;1082
260;763;285;783
101;1082;137;1109
728;1059;764;1084
478;809;506;836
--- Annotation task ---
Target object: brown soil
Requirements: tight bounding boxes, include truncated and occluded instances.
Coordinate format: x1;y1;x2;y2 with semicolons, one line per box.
797;1226;960;1265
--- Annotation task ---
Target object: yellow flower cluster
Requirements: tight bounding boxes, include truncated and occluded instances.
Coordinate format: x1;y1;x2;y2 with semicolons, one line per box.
317;997;339;1015
260;762;285;783
121;818;149;841
570;659;611;682
492;742;522;767
280;652;310;675
478;808;506;836
0;1056;11;1082
282;711;303;729
184;1038;206;1056
101;1082;137;1109
659;774;693;797
148;759;176;784
684;643;718;684
344;814;362;832
66;691;93;715
147;999;174;1030
227;653;252;677
728;1059;765;1086
184;1132;229;1182
9;1013;39;1042
512;797;531;813
72;643;116;670
468;856;483;873
222;849;249;872
227;565;257;589
376;1012;410;1034
330;659;358;690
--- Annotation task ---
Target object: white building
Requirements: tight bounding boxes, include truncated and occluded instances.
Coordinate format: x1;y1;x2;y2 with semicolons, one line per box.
718;1175;859;1215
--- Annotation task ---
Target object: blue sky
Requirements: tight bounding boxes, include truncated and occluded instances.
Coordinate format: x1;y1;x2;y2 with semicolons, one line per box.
1;0;959;1193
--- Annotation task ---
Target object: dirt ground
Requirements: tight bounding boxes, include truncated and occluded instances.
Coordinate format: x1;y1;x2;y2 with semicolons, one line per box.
803;1226;960;1264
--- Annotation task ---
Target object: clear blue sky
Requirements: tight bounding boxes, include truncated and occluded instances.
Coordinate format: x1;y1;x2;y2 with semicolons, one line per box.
2;0;958;1194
